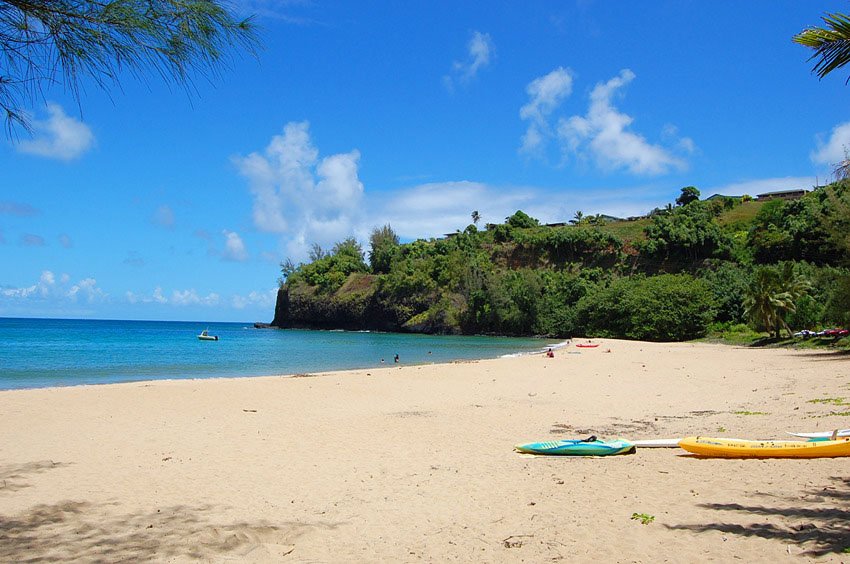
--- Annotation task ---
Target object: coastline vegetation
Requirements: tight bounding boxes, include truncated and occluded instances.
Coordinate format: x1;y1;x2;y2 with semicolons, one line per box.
273;181;850;344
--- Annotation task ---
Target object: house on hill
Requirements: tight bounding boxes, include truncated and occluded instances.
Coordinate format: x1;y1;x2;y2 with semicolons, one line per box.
755;188;809;201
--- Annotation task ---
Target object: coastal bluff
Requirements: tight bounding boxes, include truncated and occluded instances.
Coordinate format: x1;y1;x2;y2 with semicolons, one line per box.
270;281;449;333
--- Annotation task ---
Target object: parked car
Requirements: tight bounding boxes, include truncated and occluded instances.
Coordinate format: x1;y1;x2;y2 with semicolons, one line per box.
793;329;816;338
821;328;849;338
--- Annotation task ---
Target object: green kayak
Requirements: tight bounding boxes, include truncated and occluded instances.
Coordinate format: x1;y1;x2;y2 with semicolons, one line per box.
514;436;635;456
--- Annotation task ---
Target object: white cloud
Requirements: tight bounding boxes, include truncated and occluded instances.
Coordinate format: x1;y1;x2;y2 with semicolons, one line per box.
445;30;494;90
371;181;534;239
232;289;277;310
557;70;686;175
126;287;219;306
366;179;688;237
67;278;105;303
15;103;95;161
1;270;106;303
234;121;364;259
172;289;220;306
519;67;574;154
812;121;850;165
466;31;493;77
222;229;249;261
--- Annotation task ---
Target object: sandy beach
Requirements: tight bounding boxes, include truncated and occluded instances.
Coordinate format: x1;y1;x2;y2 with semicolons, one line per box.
1;339;849;562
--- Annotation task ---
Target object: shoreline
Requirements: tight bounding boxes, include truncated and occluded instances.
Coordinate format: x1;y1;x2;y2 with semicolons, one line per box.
0;334;571;393
3;339;850;561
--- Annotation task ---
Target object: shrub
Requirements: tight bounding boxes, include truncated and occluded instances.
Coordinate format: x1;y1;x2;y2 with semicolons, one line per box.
575;274;716;341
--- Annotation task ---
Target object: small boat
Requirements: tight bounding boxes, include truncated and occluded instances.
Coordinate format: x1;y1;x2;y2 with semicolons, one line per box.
198;329;219;341
575;343;599;348
678;436;850;458
515;436;635;456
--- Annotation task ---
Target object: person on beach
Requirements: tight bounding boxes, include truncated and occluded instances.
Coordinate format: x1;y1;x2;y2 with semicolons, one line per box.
546;348;555;358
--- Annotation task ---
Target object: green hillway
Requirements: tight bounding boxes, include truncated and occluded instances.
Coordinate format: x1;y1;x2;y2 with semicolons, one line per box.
272;182;850;345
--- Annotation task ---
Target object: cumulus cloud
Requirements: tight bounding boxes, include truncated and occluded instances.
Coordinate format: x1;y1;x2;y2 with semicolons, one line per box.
234;121;364;259
232;289;277;310
126;287;219;306
0;270;105;303
519;67;574;154
371;181;535;239
222;229;249;262
445;31;493;90
15;103;95;161
557;69;686;175
367;178;684;238
812;121;850;166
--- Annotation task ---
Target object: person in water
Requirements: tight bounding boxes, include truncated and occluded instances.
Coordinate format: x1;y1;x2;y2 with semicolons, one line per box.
394;354;400;363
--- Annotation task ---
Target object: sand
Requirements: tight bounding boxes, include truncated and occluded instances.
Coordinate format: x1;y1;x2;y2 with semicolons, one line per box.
1;339;849;562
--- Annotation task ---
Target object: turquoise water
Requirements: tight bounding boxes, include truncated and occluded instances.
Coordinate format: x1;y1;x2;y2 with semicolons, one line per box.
0;318;552;390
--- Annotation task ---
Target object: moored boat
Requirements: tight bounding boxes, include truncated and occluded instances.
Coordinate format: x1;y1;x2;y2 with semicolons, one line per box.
198;329;219;341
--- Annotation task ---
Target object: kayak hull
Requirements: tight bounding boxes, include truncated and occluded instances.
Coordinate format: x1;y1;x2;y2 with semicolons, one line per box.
679;436;850;458
515;439;635;456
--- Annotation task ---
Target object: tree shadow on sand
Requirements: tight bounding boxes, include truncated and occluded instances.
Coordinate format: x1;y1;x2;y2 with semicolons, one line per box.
793;350;850;362
0;461;71;494
666;476;850;556
0;499;341;562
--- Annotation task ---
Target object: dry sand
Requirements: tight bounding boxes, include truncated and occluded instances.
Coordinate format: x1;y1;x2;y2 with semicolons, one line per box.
1;339;849;562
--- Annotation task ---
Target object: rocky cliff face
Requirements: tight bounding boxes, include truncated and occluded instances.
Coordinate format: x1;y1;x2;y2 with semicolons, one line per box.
270;280;460;334
270;280;396;331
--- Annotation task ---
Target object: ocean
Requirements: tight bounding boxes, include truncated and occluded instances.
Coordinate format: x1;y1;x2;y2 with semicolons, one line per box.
0;318;553;390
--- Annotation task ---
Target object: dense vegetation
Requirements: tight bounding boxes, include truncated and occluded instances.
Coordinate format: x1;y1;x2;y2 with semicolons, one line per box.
272;182;850;342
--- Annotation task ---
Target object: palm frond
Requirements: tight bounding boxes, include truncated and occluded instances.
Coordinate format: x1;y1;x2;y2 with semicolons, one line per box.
794;12;850;82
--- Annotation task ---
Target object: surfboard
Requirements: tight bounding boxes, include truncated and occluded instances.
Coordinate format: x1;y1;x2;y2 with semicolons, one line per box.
514;437;635;456
787;429;850;439
632;438;681;448
679;436;850;458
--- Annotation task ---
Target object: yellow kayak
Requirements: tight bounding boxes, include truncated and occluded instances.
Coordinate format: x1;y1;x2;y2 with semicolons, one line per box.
678;436;850;458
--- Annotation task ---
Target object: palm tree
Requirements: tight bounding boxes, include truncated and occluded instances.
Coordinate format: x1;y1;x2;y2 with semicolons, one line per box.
570;211;584;225
471;210;481;225
744;264;811;339
794;12;850;82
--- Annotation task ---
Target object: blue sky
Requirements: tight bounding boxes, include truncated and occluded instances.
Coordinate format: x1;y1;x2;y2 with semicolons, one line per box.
1;0;848;322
